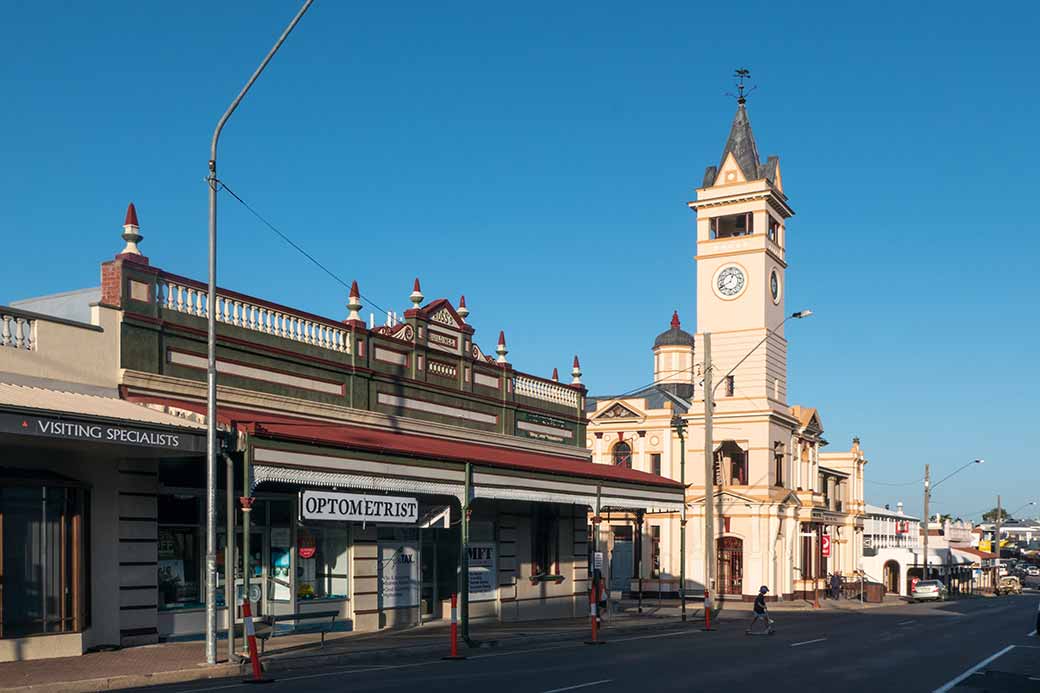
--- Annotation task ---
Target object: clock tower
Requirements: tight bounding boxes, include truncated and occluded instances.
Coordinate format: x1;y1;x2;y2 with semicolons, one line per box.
689;96;794;407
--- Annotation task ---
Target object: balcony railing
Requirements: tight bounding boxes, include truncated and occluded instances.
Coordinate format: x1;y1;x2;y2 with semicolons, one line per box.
157;273;351;355
1;310;35;351
513;374;579;408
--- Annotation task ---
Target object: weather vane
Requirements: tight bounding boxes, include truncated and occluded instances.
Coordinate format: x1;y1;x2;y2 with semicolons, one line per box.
726;68;756;105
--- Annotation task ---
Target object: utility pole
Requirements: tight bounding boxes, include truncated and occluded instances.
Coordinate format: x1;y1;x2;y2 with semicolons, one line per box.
204;0;312;664
923;464;930;581
702;333;714;618
995;494;1002;561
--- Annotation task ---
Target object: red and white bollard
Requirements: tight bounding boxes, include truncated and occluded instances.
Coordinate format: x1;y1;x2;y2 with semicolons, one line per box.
443;593;466;660
241;599;272;684
703;589;714;631
585;581;605;645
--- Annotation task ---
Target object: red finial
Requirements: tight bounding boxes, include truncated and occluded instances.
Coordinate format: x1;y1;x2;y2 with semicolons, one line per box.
498;330;506;346
413;277;421;292
459;295;467;308
670;310;680;329
552;367;559;381
350;280;359;298
124;202;139;227
573;355;580;368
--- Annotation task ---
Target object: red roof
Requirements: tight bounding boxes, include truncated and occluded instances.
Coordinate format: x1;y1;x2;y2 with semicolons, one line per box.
124;394;681;490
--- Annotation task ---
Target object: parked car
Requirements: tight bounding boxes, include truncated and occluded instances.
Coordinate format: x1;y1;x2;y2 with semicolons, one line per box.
1027;567;1040;577
996;576;1023;596
910;579;948;602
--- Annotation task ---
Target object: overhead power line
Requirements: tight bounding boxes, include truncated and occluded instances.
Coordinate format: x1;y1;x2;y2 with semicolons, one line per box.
217;180;392;319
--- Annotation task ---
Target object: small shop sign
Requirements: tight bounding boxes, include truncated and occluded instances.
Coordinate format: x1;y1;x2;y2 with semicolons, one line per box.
300;489;419;524
468;542;497;602
0;411;205;451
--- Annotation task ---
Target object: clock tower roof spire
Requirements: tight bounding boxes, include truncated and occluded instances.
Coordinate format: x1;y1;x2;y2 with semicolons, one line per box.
701;73;780;190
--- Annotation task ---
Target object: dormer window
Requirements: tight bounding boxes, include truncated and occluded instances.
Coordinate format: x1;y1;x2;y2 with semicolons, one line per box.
710;213;754;240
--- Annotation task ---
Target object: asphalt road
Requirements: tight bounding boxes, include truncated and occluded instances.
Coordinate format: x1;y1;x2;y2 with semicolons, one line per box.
138;595;1040;693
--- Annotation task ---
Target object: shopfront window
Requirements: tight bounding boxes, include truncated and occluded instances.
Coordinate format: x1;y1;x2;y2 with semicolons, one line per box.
531;506;559;576
1;483;89;638
158;493;207;610
297;525;350;601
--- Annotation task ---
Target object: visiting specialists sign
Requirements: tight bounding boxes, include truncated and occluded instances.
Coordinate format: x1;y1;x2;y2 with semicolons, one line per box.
300;489;419;524
0;411;205;452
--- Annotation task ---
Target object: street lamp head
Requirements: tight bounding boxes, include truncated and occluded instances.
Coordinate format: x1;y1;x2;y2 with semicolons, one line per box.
670;414;685;434
791;309;813;319
974;459;985;464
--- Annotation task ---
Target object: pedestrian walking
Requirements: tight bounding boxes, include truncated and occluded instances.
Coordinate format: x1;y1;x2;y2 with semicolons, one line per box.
746;585;774;635
830;572;842;600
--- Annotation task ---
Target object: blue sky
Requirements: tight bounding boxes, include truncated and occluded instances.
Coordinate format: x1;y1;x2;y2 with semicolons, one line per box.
2;1;1037;519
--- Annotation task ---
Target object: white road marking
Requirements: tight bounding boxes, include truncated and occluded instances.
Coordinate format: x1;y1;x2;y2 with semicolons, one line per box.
790;638;827;647
540;680;612;693
611;630;696;642
897;619;916;626
932;644;1016;693
1028;629;1037;637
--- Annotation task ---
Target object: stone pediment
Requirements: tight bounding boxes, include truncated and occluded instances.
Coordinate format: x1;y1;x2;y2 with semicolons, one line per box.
596;402;643;420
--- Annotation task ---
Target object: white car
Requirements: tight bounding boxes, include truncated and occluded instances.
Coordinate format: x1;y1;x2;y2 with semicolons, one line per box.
1028;567;1040;577
911;580;948;602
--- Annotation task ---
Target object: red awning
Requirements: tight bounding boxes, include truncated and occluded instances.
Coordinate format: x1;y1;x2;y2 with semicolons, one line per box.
123;393;681;490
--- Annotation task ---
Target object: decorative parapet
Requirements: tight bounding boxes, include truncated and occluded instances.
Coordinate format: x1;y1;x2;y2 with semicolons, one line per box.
1;310;35;350
157;272;351;355
513;374;580;408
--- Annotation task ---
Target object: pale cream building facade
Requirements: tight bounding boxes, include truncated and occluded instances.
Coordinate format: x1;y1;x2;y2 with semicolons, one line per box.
586;99;866;601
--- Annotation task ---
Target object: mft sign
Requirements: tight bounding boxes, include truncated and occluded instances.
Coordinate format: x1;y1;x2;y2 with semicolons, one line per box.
301;490;418;524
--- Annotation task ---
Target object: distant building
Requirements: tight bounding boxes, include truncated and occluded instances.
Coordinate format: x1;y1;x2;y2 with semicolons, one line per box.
585;97;866;603
861;502;920;595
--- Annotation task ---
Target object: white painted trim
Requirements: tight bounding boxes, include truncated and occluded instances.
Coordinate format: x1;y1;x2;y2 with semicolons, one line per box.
474;372;500;389
251;463;464;501
377;392;497;425
168;350;342;395
253;447;464;482
373;347;408;366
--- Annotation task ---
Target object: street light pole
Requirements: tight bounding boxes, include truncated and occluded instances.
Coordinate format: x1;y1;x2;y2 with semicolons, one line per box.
702;333;714;619
671;415;687;622
923;464;930;581
204;0;313;664
701;310;811;612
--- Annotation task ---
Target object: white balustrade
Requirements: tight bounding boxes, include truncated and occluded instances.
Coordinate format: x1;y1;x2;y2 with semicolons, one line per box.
428;360;458;378
158;277;350;355
0;313;35;351
513;374;579;407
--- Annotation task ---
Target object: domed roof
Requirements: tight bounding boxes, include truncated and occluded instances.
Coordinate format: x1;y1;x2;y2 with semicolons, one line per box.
654;311;695;349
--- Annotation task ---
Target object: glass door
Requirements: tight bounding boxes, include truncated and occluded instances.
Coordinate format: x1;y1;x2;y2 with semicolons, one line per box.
233;529;264;620
420;532;437;618
265;499;295;619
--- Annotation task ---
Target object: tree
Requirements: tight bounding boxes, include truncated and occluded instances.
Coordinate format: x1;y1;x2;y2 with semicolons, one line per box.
982;507;1011;522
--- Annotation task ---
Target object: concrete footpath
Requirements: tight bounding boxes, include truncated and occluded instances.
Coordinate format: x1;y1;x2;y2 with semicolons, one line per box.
0;596;910;693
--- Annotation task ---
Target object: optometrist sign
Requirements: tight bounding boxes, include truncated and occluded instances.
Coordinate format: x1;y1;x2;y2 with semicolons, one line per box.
300;490;419;524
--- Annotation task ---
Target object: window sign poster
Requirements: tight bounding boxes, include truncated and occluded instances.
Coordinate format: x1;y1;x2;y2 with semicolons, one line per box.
379;542;419;609
468;542;497;602
270;528;292;601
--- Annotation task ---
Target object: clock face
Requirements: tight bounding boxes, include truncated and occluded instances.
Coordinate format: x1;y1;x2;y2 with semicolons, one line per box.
770;271;780;303
716;266;746;297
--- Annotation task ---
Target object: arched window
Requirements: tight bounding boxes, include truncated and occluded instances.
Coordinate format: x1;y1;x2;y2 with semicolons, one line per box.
612;441;632;469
